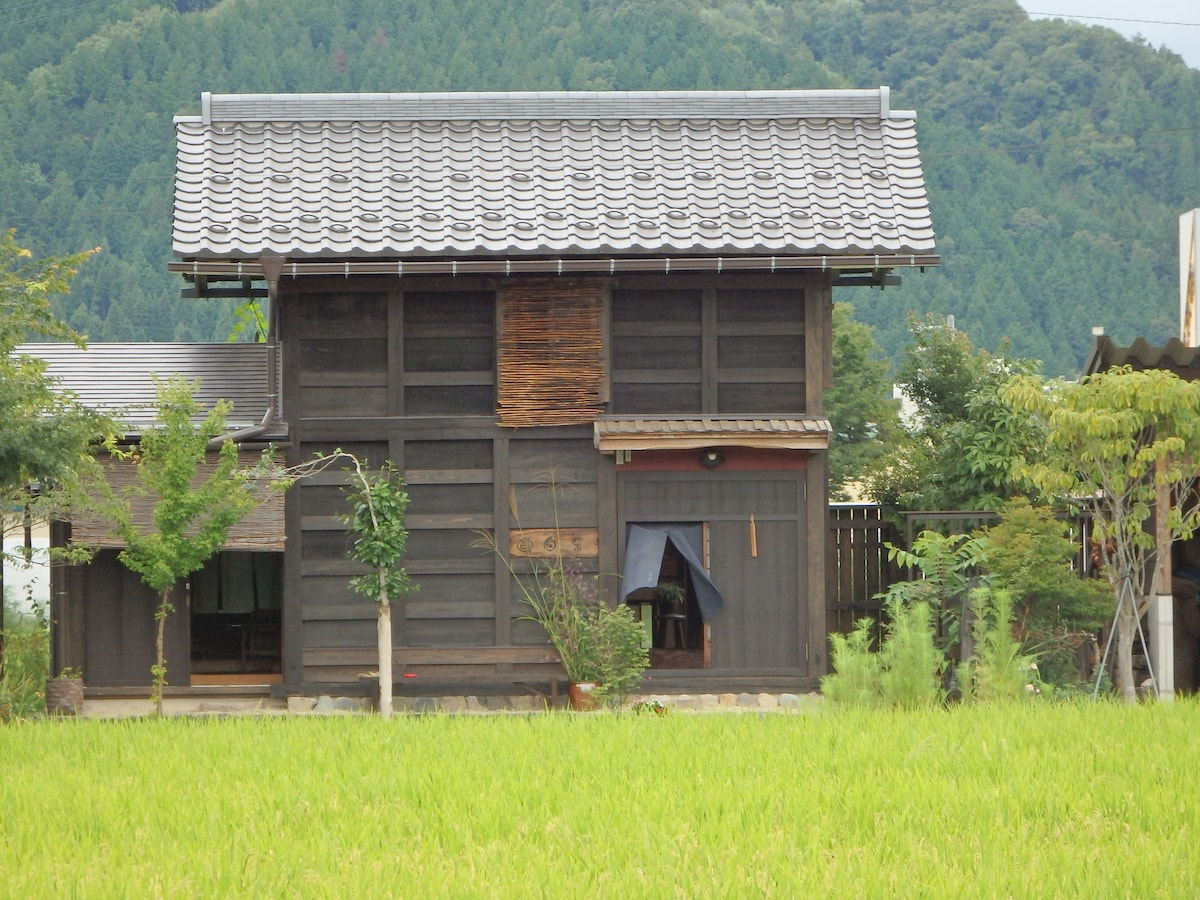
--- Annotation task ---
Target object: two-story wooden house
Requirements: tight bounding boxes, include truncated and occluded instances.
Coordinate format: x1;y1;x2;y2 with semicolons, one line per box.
57;89;937;701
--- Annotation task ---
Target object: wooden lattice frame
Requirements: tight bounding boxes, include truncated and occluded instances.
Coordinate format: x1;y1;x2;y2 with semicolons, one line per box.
496;279;606;427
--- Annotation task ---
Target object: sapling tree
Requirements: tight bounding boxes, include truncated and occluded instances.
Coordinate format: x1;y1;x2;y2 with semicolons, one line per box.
252;450;415;719
341;457;413;720
1004;366;1200;702
78;376;266;715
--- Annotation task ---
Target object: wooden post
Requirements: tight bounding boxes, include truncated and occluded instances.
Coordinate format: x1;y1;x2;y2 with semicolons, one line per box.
1153;459;1175;700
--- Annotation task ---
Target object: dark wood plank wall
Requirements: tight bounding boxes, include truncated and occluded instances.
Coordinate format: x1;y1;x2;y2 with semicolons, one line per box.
610;275;810;415
65;550;189;687
282;272;829;687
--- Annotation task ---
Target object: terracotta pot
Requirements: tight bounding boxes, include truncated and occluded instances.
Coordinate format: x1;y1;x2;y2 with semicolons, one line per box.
567;681;598;711
45;677;84;716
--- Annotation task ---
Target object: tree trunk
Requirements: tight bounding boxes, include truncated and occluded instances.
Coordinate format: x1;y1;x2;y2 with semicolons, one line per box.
152;588;169;717
1115;598;1138;704
378;583;392;721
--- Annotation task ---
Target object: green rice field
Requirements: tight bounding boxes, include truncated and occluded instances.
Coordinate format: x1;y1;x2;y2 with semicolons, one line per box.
2;702;1198;897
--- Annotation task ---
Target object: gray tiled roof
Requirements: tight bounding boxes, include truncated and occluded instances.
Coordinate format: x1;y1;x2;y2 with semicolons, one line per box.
173;90;936;262
15;343;273;429
1083;335;1200;375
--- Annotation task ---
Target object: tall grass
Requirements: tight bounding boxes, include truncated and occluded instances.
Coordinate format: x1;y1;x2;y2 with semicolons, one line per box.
2;703;1198;896
0;599;48;721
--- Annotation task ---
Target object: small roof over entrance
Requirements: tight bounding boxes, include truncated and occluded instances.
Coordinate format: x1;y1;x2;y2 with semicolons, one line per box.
594;415;831;453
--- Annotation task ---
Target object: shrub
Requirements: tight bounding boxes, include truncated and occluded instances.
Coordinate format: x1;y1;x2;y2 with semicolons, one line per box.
822;621;881;706
963;588;1041;702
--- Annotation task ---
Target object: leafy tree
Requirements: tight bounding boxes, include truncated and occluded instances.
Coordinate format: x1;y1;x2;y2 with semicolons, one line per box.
342;457;414;721
1004;367;1200;702
867;315;1041;512
76;376;268;715
827;302;900;500
0;229;106;663
978;500;1109;687
0;229;103;501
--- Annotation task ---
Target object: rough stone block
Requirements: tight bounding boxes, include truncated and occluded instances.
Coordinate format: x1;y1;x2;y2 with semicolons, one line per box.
439;696;468;713
411;697;439;714
718;693;737;707
736;692;758;708
778;693;802;711
756;693;779;709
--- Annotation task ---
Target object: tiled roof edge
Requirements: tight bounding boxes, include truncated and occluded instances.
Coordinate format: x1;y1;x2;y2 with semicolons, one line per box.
186;88;908;124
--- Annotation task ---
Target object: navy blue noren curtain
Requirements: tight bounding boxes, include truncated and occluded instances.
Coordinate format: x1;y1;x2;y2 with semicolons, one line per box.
620;524;725;621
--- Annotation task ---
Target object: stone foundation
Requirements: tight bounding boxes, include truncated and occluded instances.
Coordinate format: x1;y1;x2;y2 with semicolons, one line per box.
79;691;823;718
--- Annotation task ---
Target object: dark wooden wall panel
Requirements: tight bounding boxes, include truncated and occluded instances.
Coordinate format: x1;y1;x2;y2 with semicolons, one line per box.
80;551;188;687
718;383;806;413
405;440;492;469
407;618;496;646
299;339;388;374
718;335;802;369
708;519;801;669
299;387;388;418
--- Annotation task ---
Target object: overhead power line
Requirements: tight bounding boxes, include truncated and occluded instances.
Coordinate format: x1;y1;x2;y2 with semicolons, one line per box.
1024;10;1200;29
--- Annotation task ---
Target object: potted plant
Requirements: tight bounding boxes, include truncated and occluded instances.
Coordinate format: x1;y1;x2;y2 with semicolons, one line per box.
45;666;83;716
524;565;648;709
474;469;648;709
653;582;686;614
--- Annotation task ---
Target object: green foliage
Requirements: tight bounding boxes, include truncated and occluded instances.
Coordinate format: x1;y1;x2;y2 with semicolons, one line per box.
824;597;943;710
475;470;647;703
884;530;990;652
76;375;268;713
822;622;881;707
4;710;1200;893
827;302;900;499
343;459;413;606
340;455;416;720
225;300;268;343
868;316;1042;512
978;500;1108;687
0;230;108;507
0;599;48;721
876;598;944;709
1004;366;1200;701
962;589;1041;703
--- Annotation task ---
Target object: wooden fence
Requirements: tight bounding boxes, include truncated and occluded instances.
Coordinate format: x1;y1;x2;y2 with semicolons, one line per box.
827;505;1096;635
826;504;903;634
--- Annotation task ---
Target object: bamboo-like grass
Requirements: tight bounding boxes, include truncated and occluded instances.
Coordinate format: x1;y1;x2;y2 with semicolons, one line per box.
2;702;1198;896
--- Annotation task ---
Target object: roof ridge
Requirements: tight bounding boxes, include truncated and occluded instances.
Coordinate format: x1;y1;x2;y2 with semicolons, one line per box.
179;88;910;125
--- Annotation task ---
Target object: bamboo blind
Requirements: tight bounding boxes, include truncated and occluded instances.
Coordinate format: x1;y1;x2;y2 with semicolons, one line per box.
70;451;285;551
496;279;606;427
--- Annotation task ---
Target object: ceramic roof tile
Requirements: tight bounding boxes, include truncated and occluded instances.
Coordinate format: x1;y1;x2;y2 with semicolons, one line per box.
173;90;936;260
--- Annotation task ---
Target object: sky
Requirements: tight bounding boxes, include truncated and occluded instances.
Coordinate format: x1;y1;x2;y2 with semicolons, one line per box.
1017;2;1200;69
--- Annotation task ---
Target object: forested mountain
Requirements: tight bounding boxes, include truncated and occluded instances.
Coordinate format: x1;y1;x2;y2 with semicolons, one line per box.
2;0;1198;375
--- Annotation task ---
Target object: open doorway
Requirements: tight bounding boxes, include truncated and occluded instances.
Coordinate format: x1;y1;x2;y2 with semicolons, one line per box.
621;524;725;670
189;551;282;684
625;539;705;669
